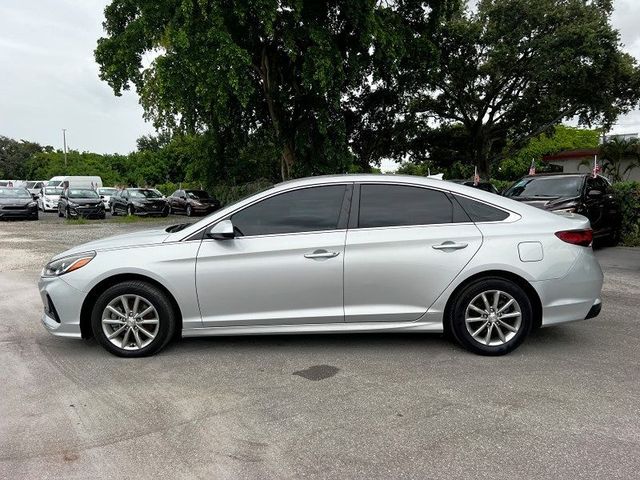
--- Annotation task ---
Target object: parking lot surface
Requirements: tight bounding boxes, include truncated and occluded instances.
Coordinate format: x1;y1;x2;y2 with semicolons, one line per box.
1;216;639;479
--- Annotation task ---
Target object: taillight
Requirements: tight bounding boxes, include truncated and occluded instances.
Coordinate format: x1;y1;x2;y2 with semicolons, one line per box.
555;229;593;247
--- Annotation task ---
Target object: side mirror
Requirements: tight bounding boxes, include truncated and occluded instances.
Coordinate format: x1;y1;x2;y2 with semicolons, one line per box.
208;220;235;240
100;195;105;199
588;189;603;198
31;193;38;200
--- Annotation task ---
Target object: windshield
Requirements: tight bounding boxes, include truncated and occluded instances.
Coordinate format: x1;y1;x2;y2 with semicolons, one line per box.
44;187;63;195
26;181;39;189
68;189;99;199
504;177;583;198
46;180;61;187
0;187;31;198
129;189;163;199
98;188;117;195
186;190;210;200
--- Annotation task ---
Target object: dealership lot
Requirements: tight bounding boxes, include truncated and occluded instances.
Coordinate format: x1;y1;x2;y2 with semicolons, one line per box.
1;216;639;479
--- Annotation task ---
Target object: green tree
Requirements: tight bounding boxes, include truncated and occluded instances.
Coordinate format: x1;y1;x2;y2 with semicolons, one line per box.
411;0;640;178
95;0;456;180
598;137;640;182
0;136;46;179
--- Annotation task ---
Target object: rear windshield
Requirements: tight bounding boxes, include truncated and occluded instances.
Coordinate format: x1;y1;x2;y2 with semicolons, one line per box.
129;189;163;198
0;188;31;198
504;177;583;198
68;189;99;199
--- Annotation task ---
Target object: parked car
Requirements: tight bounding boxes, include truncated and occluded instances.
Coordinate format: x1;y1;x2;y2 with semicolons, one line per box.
46;176;103;190
25;181;46;197
58;188;106;219
37;186;64;211
168;189;221;216
503;173;620;244
40;175;603;358
448;179;500;194
109;188;169;217
97;187;118;209
0;187;38;220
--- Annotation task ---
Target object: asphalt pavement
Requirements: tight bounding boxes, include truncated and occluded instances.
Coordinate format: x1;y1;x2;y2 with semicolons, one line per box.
1;214;639;479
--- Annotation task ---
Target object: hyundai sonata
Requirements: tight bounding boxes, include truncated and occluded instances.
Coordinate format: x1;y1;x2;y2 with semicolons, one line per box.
39;175;603;357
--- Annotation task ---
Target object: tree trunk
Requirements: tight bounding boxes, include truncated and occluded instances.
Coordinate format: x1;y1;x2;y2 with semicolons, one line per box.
472;132;493;179
281;142;295;181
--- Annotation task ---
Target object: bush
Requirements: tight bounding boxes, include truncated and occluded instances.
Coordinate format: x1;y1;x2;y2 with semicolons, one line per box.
612;181;640;246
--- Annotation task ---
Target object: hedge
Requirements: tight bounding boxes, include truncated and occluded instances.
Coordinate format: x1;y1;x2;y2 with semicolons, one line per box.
612;181;640;246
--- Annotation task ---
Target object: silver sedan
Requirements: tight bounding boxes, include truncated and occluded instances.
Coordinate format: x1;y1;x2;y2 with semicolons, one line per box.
39;175;603;357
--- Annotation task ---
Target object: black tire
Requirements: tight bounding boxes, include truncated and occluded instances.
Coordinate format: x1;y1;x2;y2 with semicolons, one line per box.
58;206;64;218
127;205;134;216
186;205;192;217
448;277;532;356
111;204;117;216
64;207;70;219
91;281;176;358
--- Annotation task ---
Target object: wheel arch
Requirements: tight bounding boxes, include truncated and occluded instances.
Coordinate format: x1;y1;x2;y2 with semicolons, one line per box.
79;273;183;339
443;270;543;334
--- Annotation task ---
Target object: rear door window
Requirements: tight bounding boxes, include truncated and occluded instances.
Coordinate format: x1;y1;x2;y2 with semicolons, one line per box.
358;185;454;228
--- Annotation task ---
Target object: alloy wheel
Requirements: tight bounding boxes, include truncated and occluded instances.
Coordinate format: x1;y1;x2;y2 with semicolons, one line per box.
101;294;160;351
464;290;522;346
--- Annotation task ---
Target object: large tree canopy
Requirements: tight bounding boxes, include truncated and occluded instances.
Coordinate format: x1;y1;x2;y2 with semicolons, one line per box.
95;0;458;180
410;0;640;177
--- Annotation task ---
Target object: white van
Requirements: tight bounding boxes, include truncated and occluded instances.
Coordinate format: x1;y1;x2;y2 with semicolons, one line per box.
46;176;103;190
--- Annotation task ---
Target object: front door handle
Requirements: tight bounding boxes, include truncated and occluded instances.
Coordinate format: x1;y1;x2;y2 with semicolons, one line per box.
432;241;468;251
304;249;340;259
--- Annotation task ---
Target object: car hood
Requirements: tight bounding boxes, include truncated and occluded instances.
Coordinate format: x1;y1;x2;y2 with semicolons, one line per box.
0;197;32;205
508;195;579;211
53;228;171;259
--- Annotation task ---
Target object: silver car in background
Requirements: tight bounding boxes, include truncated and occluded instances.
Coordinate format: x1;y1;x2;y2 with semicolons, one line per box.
39;175;603;357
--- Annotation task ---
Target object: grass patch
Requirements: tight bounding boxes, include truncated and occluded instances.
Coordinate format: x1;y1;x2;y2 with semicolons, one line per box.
110;215;167;224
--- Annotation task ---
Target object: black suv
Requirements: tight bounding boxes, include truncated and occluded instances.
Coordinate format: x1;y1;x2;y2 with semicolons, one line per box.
503;173;621;244
167;189;221;216
58;188;105;219
110;188;169;217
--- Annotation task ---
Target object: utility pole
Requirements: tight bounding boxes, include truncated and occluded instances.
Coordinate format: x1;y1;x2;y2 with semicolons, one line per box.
62;129;68;169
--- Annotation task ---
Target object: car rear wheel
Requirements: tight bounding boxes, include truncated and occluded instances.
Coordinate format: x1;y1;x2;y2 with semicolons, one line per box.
58;206;63;218
127;205;134;216
448;277;532;356
91;281;176;357
111;204;117;216
186;205;193;217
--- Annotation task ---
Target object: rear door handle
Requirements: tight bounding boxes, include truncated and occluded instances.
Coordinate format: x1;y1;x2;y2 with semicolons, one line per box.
432;241;468;251
304;249;340;259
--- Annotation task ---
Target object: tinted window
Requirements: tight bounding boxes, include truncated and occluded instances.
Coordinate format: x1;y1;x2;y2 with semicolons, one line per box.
68;189;99;199
504;176;583;198
129;189;163;198
454;195;509;222
186;190;210;199
358;185;453;228
232;185;346;236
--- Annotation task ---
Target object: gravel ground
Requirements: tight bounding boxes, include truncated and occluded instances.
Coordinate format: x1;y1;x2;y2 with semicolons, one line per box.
1;216;639;479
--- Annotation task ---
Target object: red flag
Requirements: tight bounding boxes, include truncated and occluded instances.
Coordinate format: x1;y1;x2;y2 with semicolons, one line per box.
528;159;536;175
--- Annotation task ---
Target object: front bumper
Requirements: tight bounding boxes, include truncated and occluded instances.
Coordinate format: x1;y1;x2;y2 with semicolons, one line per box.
0;206;38;219
38;276;84;338
69;206;105;218
42;200;58;211
133;204;169;216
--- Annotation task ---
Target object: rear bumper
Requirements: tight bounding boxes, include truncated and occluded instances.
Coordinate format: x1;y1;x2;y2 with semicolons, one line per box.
532;248;604;327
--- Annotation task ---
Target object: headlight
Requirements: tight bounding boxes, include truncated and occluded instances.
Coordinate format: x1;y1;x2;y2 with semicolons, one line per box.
44;196;50;202
42;252;96;277
192;201;203;206
28;202;37;207
68;201;78;207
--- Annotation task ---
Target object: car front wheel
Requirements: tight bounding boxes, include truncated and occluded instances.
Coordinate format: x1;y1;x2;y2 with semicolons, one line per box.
91;281;176;357
448;277;532;356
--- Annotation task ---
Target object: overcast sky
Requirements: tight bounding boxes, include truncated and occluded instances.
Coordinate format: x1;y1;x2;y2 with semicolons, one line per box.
1;0;640;160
